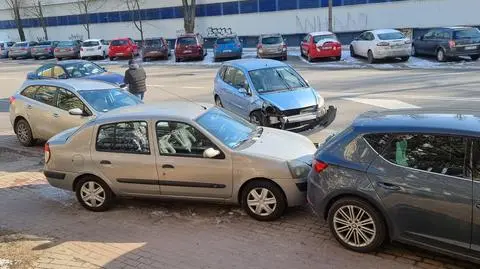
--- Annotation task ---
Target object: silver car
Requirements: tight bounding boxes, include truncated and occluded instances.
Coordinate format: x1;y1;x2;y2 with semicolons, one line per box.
9;79;142;146
9;41;38;59
43;102;315;221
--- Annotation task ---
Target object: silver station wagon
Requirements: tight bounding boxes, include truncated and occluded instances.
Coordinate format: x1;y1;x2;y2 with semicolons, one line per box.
44;102;316;221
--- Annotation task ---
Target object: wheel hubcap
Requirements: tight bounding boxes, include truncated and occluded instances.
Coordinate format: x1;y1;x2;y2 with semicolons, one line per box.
333;205;376;247
438;51;444;61
247;188;277;216
17;123;29;143
80;181;106;208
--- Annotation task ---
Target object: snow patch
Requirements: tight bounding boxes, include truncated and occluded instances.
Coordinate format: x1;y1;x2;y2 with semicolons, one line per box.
0;258;12;269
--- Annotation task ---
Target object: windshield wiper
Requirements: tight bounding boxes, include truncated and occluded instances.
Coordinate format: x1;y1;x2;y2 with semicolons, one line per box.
233;127;263;148
275;69;292;90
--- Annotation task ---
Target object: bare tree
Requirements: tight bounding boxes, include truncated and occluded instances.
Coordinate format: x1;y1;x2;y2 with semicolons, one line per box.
328;0;333;32
124;0;144;42
5;0;26;41
25;0;48;40
71;0;105;39
182;0;196;33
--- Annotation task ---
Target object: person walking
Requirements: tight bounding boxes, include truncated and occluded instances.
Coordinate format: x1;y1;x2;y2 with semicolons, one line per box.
124;59;147;100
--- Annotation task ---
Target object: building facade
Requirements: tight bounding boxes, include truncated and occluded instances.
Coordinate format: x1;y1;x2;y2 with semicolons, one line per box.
0;0;478;45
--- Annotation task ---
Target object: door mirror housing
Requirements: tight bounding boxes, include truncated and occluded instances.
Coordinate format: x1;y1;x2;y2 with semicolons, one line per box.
203;148;221;159
68;108;84;116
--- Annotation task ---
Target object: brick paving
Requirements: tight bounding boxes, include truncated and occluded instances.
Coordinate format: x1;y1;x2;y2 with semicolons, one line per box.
0;132;478;269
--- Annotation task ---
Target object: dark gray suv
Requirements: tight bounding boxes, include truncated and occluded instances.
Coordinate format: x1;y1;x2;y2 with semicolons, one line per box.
307;109;480;263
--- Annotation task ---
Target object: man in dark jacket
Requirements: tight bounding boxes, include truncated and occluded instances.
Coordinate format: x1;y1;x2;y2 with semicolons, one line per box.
124;59;147;100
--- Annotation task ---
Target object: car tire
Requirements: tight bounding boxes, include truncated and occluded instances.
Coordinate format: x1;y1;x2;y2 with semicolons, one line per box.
411;45;417;57
11;57;16;60
283;55;288;61
33;56;38;60
214;95;223;107
350;45;356;58
328;197;387;253
436;48;447;62
241;180;286;221
367;50;375;64
335;56;341;61
15;119;34;147
142;57;147;62
56;57;62;61
249;110;264;126
109;57;114;61
175;57;180;62
471;55;479;61
300;47;304;57
75;176;114;212
307;51;313;62
400;56;410;62
102;52;106;59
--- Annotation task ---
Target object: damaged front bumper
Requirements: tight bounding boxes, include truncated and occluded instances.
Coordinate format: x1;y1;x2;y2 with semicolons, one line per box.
263;105;337;131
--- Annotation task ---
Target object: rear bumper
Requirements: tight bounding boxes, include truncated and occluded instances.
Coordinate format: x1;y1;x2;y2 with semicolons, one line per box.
214;51;242;59
44;170;73;191
110;52;133;58
143;51;168;58
310;48;342;58
175;52;203;58
446;47;480;57
307;174;327;219
55;52;77;58
81;50;104;57
258;51;287;58
32;51;53;57
374;48;411;59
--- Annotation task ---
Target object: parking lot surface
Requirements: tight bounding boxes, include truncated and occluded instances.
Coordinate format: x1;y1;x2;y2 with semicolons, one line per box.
1;58;480;268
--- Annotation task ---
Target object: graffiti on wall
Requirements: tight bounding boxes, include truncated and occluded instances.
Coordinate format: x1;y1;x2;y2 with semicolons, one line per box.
296;13;368;32
206;27;234;38
69;33;84;41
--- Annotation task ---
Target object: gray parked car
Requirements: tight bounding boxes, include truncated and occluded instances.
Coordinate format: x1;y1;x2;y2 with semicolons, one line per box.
9;79;142;146
307;109;480;263
9;41;39;59
31;40;59;60
43;102;315;221
141;37;170;61
54;40;82;60
257;34;287;61
0;41;15;58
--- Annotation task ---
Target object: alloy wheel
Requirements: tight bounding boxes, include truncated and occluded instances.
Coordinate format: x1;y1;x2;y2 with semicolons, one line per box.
16;122;30;144
80;181;106;208
247;188;277;217
333;205;376;248
437;49;445;62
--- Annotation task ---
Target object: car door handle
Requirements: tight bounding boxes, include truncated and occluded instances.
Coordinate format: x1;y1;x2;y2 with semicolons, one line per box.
162;164;174;169
377;182;401;191
52;113;59;118
100;160;111;165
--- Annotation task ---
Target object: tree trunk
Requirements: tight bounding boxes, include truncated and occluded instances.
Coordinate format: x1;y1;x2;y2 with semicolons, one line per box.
38;1;48;40
328;0;333;32
182;0;196;33
13;4;25;41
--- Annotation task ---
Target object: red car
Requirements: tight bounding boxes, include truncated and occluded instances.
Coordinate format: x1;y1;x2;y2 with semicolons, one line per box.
300;31;342;62
108;38;139;60
174;33;206;62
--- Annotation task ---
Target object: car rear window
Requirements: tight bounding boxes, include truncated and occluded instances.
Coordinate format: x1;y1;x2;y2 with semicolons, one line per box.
111;39;128;46
57;41;75;47
82;41;100;47
37;41;52;46
363;133;392;154
313;35;337;43
454;28;480;39
144;39;162;46
262;36;283;44
13;42;28;48
377;32;406;40
216;38;236;44
177;37;197;45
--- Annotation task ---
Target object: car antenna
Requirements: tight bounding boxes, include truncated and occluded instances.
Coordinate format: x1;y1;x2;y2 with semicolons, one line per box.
152;86;207;110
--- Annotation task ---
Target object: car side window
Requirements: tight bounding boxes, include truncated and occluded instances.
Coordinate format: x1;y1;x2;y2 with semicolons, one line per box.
56;87;85;112
232;69;248;89
53;66;67;79
424;30;436;39
21;86;38;99
364;133;392;154
156;121;218;158
96;121;150;154
222;67;236;85
380;134;467;178
37;65;53;78
366;32;375;41
34;86;57;106
218;66;227;80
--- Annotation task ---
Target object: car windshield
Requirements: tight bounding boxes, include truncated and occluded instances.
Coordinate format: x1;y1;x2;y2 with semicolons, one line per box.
454;28;480;39
249;67;308;93
78;88;141;113
64;62;105;78
216;38;236;44
144;39;162;47
178;37;196;45
262;36;283;45
13;42;28;48
111;40;128;46
82;41;100;47
57;41;75;47
196;107;258;149
313;34;337;43
37;41;52;46
377;32;406;40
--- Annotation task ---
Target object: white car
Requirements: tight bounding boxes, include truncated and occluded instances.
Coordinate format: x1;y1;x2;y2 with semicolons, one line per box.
80;39;109;59
350;29;412;63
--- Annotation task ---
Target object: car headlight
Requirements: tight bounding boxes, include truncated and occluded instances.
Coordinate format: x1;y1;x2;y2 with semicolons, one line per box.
315;93;325;108
288;160;311;179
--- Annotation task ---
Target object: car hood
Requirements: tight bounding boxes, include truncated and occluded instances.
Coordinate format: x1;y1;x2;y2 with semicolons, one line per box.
86;72;124;85
240;127;316;162
260;87;317;111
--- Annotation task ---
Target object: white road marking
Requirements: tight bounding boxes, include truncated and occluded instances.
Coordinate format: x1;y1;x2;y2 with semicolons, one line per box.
344;98;420;109
182;86;205;89
147;84;165;87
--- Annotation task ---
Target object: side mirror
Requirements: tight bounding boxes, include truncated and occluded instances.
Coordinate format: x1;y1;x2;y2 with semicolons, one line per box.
26;72;37;80
203;148;220;159
58;74;68;79
68;108;84;116
239;87;252;96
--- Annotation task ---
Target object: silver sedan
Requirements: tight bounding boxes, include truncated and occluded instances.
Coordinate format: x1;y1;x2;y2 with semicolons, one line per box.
44;102;316;221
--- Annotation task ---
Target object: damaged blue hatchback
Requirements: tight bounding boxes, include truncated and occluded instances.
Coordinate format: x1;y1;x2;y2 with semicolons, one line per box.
213;59;336;131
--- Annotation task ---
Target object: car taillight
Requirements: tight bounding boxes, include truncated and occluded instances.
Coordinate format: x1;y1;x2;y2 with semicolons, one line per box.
377;42;390;46
312;159;328;173
55;48;59;52
44;143;51;163
8;96;15;104
449;40;456;48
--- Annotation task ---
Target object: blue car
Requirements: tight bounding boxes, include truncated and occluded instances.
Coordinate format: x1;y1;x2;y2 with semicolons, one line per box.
26;60;126;89
213;59;336;130
213;35;242;61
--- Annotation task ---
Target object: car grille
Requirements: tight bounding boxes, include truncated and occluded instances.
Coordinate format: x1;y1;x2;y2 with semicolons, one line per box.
282;105;317;116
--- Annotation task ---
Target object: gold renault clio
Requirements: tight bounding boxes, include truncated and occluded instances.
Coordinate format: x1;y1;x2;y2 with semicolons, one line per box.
44;102;316;221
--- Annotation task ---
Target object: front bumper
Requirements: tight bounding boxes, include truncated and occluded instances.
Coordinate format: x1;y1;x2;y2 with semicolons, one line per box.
263;105;337;131
274;177;308;207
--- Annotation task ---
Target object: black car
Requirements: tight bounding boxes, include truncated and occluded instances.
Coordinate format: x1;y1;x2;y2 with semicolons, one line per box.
412;27;480;62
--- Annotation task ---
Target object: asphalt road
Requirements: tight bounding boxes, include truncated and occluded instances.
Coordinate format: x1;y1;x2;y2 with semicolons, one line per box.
1;59;479;144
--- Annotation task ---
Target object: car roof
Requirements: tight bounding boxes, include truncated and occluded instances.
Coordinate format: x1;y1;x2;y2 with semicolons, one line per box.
352;108;480;137
370;29;401;34
56;59;90;65
440;26;475;30
112;37;130;40
21;78;117;92
310;31;334;36
94;102;212;124
83;39;102;42
225;59;287;71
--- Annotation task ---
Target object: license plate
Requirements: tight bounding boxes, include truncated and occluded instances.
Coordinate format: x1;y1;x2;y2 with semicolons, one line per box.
150;51;159;53
465;46;477;50
184;50;192;53
87;48;94;51
116;53;124;56
223;50;232;53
